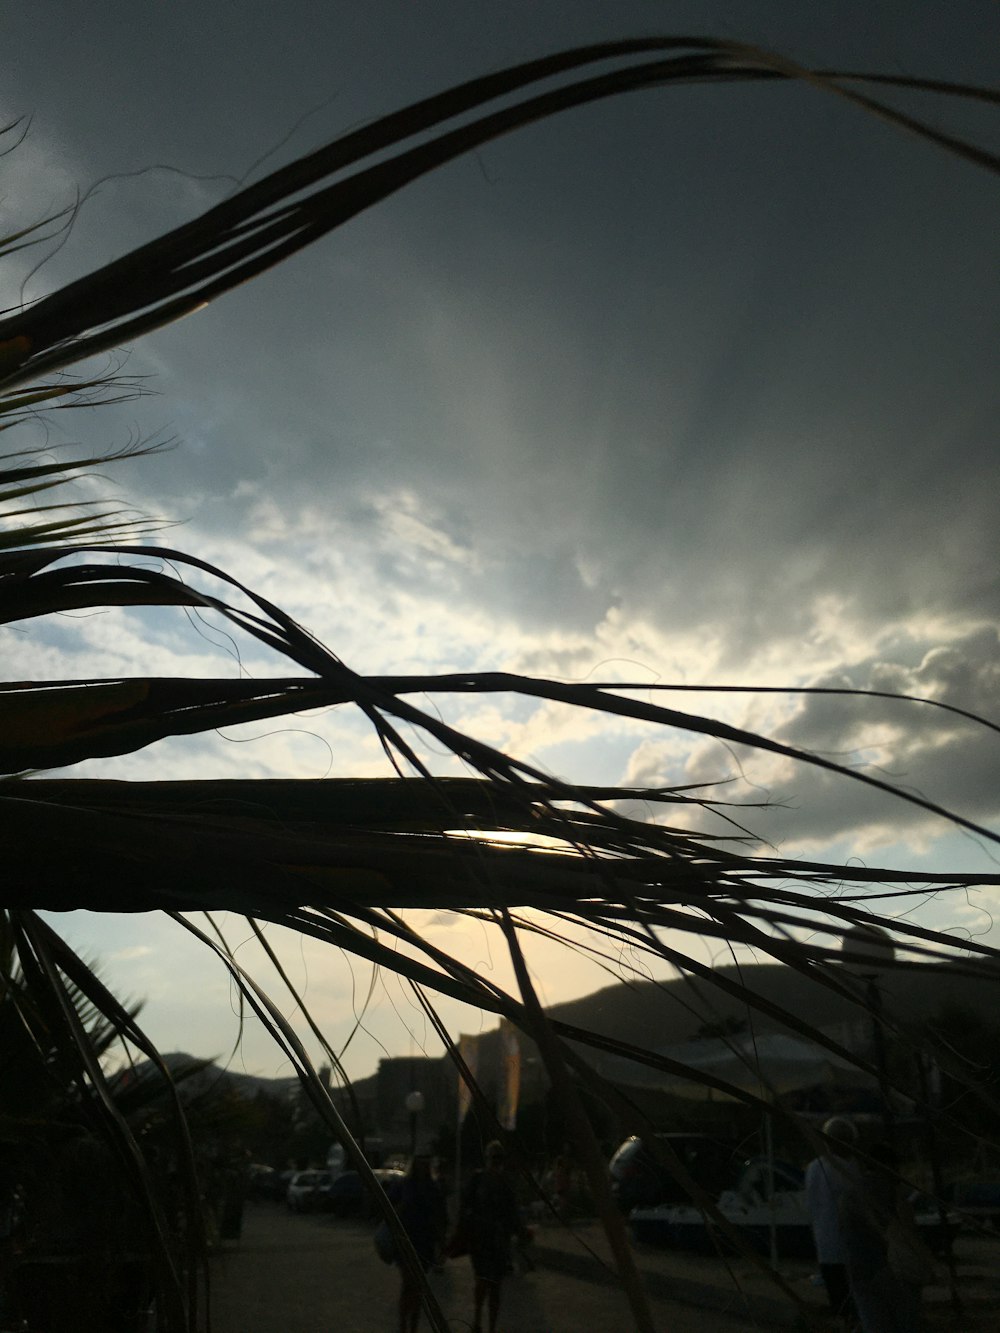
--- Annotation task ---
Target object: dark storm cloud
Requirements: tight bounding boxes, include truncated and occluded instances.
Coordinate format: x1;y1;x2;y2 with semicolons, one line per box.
2;2;997;666
5;3;998;1074
674;628;1000;853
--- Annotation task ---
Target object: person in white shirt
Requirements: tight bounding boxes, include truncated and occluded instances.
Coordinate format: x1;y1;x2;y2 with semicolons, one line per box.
804;1117;861;1328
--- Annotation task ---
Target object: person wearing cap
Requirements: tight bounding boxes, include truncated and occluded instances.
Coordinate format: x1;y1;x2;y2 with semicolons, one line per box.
804;1117;861;1328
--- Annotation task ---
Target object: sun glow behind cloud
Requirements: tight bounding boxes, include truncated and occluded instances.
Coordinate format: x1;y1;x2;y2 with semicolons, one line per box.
9;2;1000;1080
25;542;1000;1076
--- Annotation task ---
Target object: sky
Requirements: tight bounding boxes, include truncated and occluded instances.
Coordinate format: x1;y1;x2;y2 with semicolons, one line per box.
2;2;998;1084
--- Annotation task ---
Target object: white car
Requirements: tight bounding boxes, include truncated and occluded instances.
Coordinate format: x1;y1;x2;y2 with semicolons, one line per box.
286;1169;333;1212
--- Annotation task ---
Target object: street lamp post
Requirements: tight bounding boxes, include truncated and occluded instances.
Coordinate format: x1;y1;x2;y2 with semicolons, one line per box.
405;1089;425;1158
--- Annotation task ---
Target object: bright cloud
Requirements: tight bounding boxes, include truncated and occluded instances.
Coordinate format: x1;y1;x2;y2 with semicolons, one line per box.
9;2;1000;1073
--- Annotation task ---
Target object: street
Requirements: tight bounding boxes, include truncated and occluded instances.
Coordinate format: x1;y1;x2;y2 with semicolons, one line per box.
207;1202;758;1332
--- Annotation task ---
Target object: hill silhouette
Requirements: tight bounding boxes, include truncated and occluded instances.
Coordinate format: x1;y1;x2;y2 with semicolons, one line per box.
545;958;1000;1049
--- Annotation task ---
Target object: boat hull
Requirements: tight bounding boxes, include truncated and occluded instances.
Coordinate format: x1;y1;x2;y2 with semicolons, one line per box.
629;1195;815;1258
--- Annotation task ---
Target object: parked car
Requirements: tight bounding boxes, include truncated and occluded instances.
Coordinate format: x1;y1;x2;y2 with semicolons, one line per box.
286;1169;333;1212
609;1133;739;1213
327;1167;406;1218
246;1164;283;1201
942;1180;1000;1231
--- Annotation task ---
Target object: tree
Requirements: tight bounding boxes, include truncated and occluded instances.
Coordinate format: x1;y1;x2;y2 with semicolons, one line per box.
0;924;208;1331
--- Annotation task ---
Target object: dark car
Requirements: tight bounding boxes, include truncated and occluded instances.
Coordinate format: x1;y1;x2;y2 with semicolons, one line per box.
286;1169;334;1212
609;1133;738;1213
943;1180;1000;1231
326;1170;363;1217
247;1164;284;1201
327;1167;406;1218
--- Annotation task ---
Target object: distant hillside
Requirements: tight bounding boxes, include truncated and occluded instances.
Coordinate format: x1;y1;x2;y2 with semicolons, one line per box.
135;1053;301;1099
545;959;1000;1048
149;1054;384;1107
146;961;1000;1101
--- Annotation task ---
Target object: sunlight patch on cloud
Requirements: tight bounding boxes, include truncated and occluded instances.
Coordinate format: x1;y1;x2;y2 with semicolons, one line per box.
108;945;154;962
372;489;480;572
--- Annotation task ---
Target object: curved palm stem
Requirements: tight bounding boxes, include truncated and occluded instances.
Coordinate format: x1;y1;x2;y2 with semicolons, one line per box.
2;32;998;1327
0;39;995;391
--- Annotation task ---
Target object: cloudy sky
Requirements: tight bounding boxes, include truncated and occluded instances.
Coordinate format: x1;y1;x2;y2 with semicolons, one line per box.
2;2;998;1082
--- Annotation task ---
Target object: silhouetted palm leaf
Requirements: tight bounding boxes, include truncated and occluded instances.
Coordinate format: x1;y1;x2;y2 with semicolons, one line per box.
2;34;998;1330
0;38;996;392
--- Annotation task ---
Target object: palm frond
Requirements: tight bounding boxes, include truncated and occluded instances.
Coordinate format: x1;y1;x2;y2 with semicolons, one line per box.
0;375;166;548
0;38;995;392
2;33;998;1329
1;912;205;1328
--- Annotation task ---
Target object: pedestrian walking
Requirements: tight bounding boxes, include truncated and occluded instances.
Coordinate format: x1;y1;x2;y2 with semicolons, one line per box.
460;1140;528;1333
804;1117;862;1329
840;1140;933;1333
394;1155;446;1333
551;1143;574;1217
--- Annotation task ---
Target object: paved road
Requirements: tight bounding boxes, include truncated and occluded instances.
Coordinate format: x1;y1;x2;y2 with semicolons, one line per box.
208;1203;759;1332
209;1204;1000;1332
